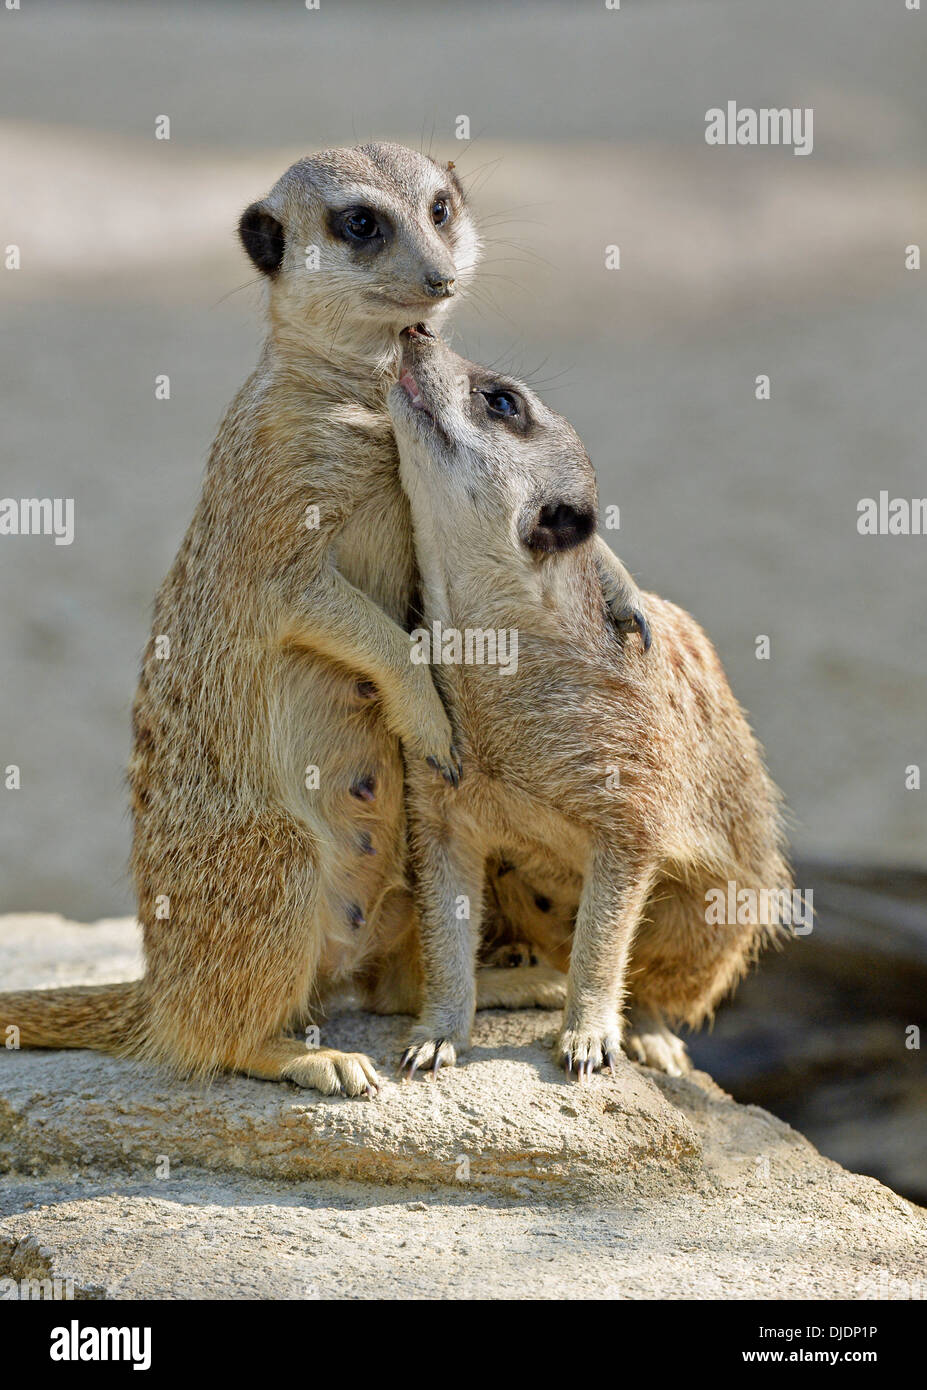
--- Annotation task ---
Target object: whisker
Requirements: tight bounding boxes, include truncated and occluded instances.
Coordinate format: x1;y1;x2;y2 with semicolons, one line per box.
211;278;262;309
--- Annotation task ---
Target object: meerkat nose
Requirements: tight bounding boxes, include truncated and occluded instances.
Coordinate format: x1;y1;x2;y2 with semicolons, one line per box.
423;272;455;297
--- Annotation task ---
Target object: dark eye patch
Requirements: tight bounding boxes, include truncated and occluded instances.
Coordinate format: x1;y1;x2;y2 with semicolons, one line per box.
483;390;520;419
431;194;451;227
327;205;390;248
467;379;533;436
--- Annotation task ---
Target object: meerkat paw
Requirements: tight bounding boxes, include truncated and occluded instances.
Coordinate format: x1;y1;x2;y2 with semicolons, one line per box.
608;599;652;651
282;1047;381;1098
399;1030;462;1080
415;717;462;786
384;681;462;785
482;939;539;968
555;1021;622;1082
423;744;463;787
623;1010;691;1077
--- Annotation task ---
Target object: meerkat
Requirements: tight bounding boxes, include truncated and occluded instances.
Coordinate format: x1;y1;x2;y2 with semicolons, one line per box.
386;331;793;1080
0;144;647;1096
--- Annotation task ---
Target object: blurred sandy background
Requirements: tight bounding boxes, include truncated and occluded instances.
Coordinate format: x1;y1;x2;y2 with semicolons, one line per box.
1;0;926;919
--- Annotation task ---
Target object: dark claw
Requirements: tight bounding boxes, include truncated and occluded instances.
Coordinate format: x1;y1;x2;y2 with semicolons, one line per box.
613;608;652;652
606;1050;619;1076
356;680;378;700
358;831;376;856
432;1040;447;1078
347;903;366;930
399;1046;424;1081
427;755;462;788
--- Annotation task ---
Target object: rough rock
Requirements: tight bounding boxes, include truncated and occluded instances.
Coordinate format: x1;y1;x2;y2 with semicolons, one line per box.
1;916;925;1300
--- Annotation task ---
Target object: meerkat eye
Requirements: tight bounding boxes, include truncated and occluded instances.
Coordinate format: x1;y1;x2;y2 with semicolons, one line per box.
342;207;381;241
431;197;450;227
483;390;520;419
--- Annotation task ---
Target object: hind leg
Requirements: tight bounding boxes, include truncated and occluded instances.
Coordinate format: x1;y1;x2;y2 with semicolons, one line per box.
241;1036;380;1097
623;872;773;1066
362;950;566;1015
475;964;566;1010
138;811;386;1098
623;1005;690;1076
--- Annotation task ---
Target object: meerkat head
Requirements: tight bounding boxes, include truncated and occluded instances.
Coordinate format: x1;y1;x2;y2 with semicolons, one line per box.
387;329;599;605
238;143;480;363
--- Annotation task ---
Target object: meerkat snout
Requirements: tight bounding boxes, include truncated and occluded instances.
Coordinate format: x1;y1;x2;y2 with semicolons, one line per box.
389;336;600;556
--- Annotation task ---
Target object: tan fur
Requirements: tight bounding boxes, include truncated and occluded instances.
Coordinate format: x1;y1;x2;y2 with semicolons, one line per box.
0;145;647;1095
388;336;793;1080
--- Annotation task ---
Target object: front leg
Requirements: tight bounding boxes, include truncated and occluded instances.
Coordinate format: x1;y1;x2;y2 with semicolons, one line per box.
557;847;655;1081
400;809;485;1080
280;561;460;783
593;537;651;651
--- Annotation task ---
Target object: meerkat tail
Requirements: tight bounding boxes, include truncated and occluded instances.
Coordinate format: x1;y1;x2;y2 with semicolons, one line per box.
0;981;143;1054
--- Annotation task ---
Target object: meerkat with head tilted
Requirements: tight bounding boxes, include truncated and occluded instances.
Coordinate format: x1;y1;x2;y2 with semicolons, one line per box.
387;332;794;1080
0;144;646;1096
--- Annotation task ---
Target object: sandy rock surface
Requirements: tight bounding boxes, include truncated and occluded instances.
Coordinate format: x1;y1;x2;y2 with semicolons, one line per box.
1;916;924;1300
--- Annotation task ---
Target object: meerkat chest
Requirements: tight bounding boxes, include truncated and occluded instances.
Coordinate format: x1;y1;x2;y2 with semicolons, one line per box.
333;468;417;625
450;658;618;814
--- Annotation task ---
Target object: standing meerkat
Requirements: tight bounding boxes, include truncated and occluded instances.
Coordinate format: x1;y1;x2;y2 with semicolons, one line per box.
387;332;794;1080
1;144;646;1095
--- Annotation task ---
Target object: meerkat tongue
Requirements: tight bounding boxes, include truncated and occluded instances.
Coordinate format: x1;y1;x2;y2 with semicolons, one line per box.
399;370;425;408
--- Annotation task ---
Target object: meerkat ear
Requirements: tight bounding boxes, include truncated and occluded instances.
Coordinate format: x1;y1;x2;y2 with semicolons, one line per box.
238;202;285;276
522;500;597;554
